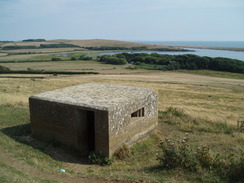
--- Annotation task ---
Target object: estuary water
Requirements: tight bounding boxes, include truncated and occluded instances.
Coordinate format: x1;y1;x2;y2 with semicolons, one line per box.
135;41;244;48
102;49;244;61
103;41;244;61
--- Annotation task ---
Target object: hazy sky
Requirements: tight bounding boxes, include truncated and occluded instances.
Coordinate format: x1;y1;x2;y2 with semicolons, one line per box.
1;0;244;41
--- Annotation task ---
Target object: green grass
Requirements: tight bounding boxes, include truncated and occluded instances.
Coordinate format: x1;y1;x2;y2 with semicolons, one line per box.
127;64;244;79
99;107;243;182
0;60;131;74
0;105;29;128
177;70;244;80
0;50;99;63
0;163;59;183
159;107;235;134
0;106;63;172
0;106;62;182
0;105;243;183
69;51;98;59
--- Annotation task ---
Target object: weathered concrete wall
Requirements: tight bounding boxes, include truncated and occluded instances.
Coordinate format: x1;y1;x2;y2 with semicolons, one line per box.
29;97;109;156
108;91;158;156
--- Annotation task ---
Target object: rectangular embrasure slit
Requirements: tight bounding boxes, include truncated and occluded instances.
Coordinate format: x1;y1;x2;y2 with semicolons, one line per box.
131;108;145;117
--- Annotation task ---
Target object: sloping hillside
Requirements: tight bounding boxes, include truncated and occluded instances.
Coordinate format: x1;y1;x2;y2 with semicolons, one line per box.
56;39;170;49
1;39;175;49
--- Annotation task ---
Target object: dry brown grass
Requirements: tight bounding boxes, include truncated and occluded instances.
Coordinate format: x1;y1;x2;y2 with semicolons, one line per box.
1;47;79;54
0;48;80;62
1;41;59;47
1;39;173;51
1;61;158;74
0;53;48;61
63;39;171;49
1;72;243;126
58;39;148;47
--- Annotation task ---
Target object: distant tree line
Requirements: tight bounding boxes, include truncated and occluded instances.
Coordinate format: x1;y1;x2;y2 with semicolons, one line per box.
7;52;39;55
71;55;92;61
83;46;186;51
84;46;148;51
39;44;80;48
2;45;38;50
99;55;127;65
2;43;80;50
0;65;98;75
22;39;46;42
0;41;14;43
51;54;93;61
1;44;187;52
99;53;244;73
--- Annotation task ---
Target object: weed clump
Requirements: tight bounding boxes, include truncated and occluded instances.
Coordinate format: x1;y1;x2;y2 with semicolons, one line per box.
157;136;244;181
113;145;130;160
88;152;113;166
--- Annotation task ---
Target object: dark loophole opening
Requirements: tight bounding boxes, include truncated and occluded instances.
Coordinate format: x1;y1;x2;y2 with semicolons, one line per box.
131;108;145;118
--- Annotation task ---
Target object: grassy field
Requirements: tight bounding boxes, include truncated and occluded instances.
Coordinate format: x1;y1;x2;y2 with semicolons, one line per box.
0;39;244;182
0;49;85;62
0;72;243;183
0;61;157;74
177;70;244;80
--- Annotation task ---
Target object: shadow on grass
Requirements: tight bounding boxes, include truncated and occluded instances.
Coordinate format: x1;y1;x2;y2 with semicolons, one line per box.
1;123;91;165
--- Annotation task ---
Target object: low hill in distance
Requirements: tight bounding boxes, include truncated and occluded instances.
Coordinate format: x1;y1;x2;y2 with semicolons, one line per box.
0;39;180;50
1;39;244;51
54;39;174;49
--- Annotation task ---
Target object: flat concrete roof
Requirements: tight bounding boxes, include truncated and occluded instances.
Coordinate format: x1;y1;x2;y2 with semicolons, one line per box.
30;83;155;110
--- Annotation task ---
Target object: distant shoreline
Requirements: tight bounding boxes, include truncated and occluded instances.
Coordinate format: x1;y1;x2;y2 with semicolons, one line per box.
135;41;244;52
170;45;244;52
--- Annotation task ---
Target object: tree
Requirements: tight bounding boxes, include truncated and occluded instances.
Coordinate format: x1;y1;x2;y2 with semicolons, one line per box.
99;55;127;65
51;57;61;61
